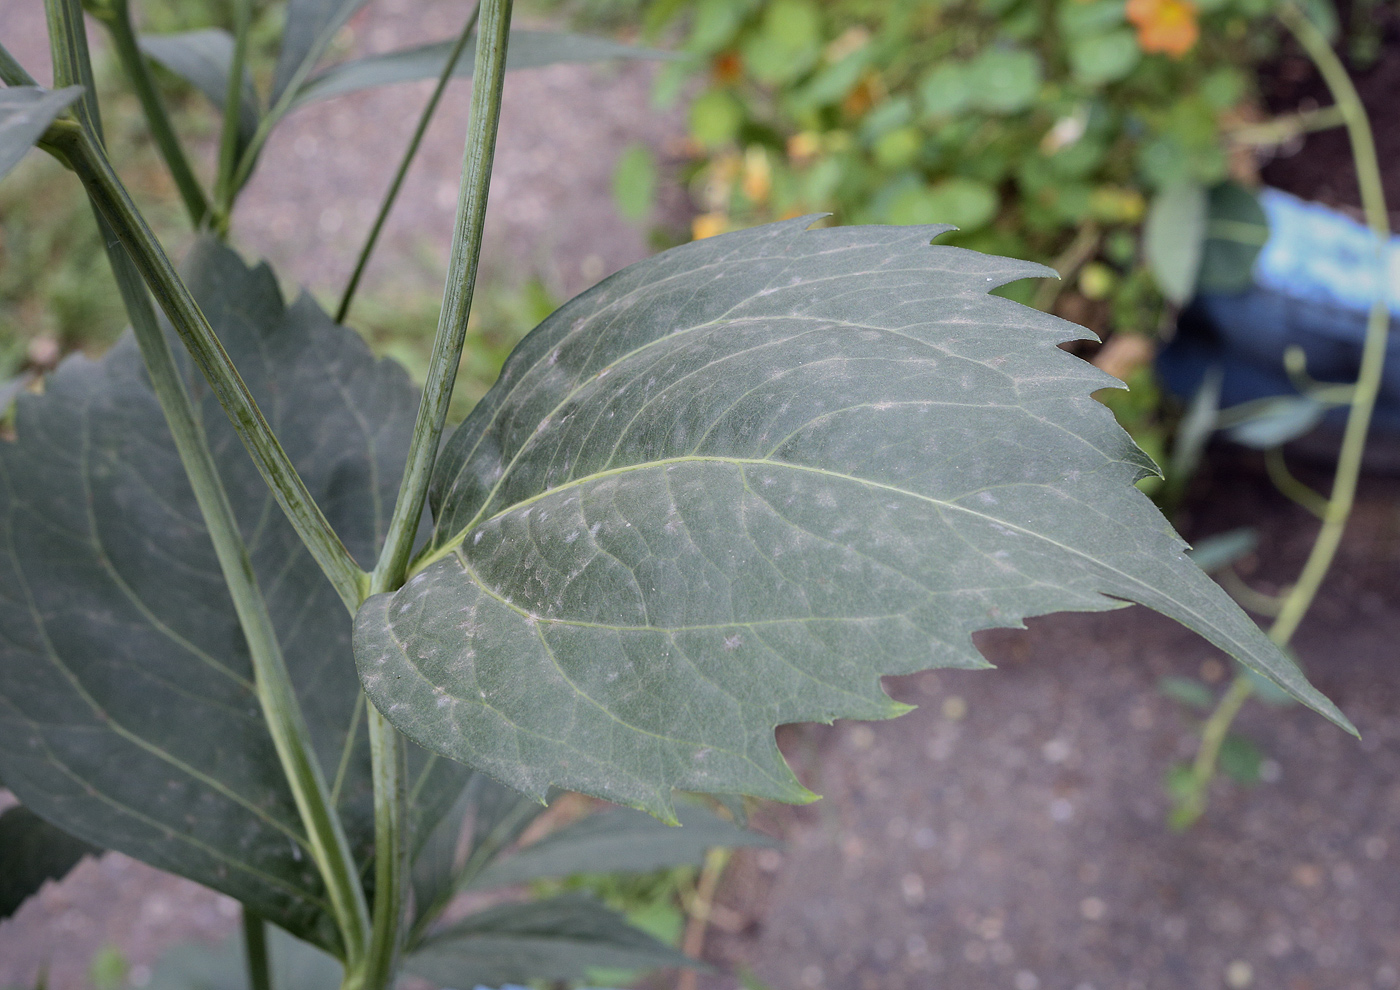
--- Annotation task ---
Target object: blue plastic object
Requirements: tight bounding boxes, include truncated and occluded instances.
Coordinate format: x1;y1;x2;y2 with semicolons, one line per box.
1157;188;1400;432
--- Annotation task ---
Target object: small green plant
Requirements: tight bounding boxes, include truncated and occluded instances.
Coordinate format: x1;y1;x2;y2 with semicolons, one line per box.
0;0;1373;988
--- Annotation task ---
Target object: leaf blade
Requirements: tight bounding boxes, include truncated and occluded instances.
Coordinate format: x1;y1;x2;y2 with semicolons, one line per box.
0;86;82;181
139;31;260;151
0;805;99;918
354;219;1352;821
293;30;679;107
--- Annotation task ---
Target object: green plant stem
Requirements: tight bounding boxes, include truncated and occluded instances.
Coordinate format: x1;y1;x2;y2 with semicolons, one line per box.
0;40;38;85
43;0;374;962
1263;446;1328;519
44;124;368;611
337;3;481;323
370;0;514;593
1176;674;1253;827
90;0;211;228
243;910;273;990
1179;0;1391;824
213;0;252;224
360;708;406;989
1225;103;1345;146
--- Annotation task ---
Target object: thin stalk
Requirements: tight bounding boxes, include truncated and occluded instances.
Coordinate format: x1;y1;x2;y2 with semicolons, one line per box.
243;910;273;990
212;0;252;226
0;40;38;85
1263;446;1328;519
337;3;481;323
369;0;514;593
90;0;211;227
1177;0;1392;824
44;0;373;960
46;124;368;611
1225;103;1345;147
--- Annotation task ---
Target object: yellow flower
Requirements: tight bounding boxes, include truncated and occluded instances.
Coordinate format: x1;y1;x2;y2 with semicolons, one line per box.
691;212;730;240
1126;0;1199;58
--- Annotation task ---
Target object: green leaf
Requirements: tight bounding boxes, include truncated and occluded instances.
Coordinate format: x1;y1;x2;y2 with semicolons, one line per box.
0;86;83;182
405;895;698;985
294;31;680;107
1156;675;1215;710
1197;182;1269;295
689;88;744;148
354;219;1352;822
918;61;972;120
966;48;1042;115
0;238;462;953
885;178;999;230
469;801;777;890
1225;397;1326;448
0;805;99;918
138;31;259;152
614;143;658;223
272;0;371;104
145;927;341;990
1056;0;1127;36
1068;30;1140;87
1185;527;1258;574
1218;733;1264;783
1144;179;1208;304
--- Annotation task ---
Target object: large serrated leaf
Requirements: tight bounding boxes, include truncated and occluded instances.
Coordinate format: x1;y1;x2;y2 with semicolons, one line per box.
404;894;698;986
0;239;465;953
0;805;99;918
353;219;1351;821
0;86;83;182
293;30;679;108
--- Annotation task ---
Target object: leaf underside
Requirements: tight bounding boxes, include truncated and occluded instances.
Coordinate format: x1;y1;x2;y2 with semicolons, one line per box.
405;894;697;986
354;218;1351;821
0;240;465;953
0;86;83;182
0;805;99;918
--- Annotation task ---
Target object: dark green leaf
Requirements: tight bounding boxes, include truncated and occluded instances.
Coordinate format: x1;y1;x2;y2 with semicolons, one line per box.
145;927;341;990
405;895;698;985
0;239;462;953
1198;182;1269;295
1218;733;1264;783
0;806;99;918
139;31;260;153
294;31;679;107
272;0;371;103
354;218;1351;822
1184;527;1257;574
0;86;82;182
469;801;777;890
1145;179;1208;304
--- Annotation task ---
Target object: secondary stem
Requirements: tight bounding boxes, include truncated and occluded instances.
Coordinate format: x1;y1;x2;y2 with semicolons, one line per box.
48;125;368;610
43;0;374;961
1181;0;1392;822
337;4;481;323
90;0;211;228
370;0;514;593
213;0;252;225
243;910;273;990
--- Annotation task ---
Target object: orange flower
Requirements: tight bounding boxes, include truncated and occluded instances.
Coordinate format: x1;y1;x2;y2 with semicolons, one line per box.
1126;0;1199;58
712;50;744;85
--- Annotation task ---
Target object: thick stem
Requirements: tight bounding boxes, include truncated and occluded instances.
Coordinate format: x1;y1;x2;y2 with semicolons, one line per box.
369;0;514;593
91;0;212;227
360;708;406;988
48;125;368;611
337;4;481;323
1179;0;1391;824
212;0;251;225
243;910;273;990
